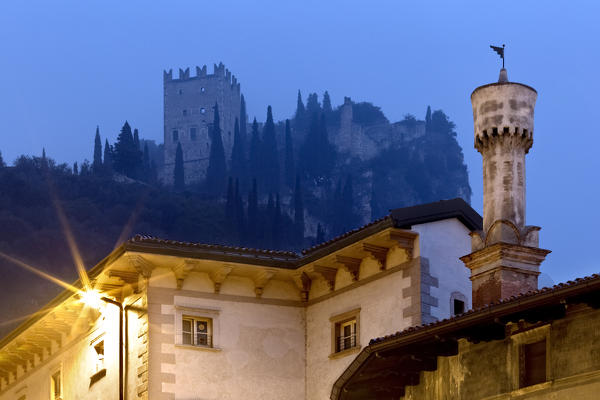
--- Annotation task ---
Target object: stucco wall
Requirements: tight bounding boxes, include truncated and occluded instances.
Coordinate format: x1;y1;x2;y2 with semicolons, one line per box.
305;258;413;400
0;306;120;400
147;270;306;400
412;218;472;321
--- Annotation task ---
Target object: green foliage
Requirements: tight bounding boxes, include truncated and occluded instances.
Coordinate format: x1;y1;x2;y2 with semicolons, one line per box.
93;126;103;174
284;119;295;188
113;121;141;178
299;112;336;181
260;106;279;193
206;103;227;194
230;118;246;181
352;102;388;125
173;142;185;192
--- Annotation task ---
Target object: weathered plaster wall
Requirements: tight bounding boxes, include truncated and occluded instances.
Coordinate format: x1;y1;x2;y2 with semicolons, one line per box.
403;306;600;400
412;218;472;321
147;270;306;400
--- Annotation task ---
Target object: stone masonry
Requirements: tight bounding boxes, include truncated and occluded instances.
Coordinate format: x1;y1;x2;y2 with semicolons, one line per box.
162;62;241;184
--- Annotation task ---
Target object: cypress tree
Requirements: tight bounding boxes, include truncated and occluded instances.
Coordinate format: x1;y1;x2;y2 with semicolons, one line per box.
143;143;151;182
260;106;279;193
284;119;295;189
295;90;305;120
273;193;281;249
294;176;305;246
113;121;136;176
41;148;48;170
230;118;246;180
133;128;140;151
234;178;245;242
93;126;103;174
240;94;247;143
173;142;185;191
425;106;432;133
225;177;235;223
103;139;113;174
306;93;321;116
206;103;227;194
322;91;333;115
247;178;258;246
249;118;261;185
73;162;79;175
0;150;4;168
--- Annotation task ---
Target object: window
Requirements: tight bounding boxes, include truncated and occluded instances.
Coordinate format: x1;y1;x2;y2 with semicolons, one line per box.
174;305;220;351
201;87;205;92
182;109;188;116
200;108;206;114
520;339;546;388
182;317;212;347
510;324;549;391
178;89;183;95
190;127;197;141
450;291;468;316
330;308;361;357
50;369;62;400
172;130;179;142
453;299;465;315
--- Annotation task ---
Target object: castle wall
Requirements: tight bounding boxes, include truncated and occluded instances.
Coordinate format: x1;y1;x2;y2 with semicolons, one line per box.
162;63;241;184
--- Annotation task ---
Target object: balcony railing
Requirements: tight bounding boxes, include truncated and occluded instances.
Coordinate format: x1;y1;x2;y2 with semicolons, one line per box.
180;333;213;348
336;334;357;352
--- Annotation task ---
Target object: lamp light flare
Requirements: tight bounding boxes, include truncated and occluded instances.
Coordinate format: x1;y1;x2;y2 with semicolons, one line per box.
0;251;80;294
48;186;92;291
79;290;102;310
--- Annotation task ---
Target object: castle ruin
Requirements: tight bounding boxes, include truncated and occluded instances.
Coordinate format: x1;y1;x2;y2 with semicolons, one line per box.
162;62;241;184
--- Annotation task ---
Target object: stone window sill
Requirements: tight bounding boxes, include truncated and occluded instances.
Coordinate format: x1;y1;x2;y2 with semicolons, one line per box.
512;381;551;396
175;343;222;352
329;346;361;360
89;368;107;387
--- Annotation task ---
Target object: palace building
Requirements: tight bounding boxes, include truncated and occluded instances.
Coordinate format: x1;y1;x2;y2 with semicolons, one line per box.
1;68;598;400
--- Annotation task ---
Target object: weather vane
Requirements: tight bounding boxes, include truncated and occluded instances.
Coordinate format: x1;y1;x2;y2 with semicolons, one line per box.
490;44;505;68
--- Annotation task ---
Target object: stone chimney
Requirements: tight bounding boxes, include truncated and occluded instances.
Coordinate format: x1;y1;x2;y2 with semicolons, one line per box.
460;68;551;308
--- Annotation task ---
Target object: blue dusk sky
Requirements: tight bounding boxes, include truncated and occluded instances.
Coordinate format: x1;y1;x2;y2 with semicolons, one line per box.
0;1;598;284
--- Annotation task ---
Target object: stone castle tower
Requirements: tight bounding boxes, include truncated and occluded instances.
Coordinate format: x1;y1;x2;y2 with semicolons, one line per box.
163;62;241;184
461;68;550;308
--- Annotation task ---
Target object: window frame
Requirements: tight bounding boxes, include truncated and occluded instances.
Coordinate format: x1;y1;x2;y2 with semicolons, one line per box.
172;129;179;143
329;308;361;359
181;316;213;348
510;324;550;392
174;305;221;352
450;291;468;316
50;366;62;400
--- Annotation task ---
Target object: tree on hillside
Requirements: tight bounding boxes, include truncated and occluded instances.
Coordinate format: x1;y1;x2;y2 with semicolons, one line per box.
174;142;185;192
293;176;304;246
247;178;258;246
425;106;432;133
133;129;140;151
103;139;113;174
260;106;279;193
93;126;103;174
249;118;261;184
225;177;234;223
234;178;245;242
322;91;333;115
240;94;247;143
206;103;227;194
230;118;246;181
306;93;321;116
295;90;305;121
143;143;151;182
73;162;78;175
299;112;336;181
113;121;138;177
0;150;4;168
284;119;295;189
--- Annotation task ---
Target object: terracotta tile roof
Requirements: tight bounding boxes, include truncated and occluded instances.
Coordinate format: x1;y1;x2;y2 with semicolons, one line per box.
369;273;600;345
130;234;299;259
